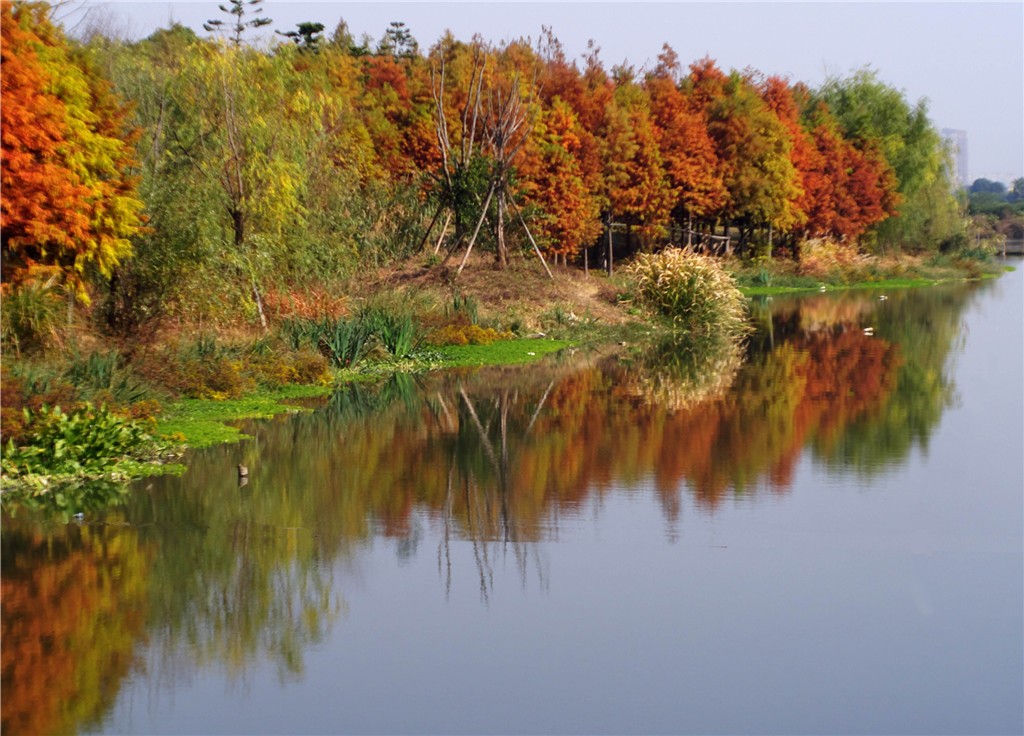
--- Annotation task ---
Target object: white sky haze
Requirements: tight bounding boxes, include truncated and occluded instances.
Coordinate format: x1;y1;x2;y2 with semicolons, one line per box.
78;1;1024;184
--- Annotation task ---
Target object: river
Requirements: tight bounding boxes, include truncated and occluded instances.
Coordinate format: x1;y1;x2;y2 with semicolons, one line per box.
3;263;1022;735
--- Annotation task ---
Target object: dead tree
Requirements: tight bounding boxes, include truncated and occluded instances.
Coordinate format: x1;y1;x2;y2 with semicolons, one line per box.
423;40;552;280
420;39;488;261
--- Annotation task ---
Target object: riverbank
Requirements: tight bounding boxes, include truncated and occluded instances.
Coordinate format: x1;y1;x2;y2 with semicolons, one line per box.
153;251;1009;448
155;338;575;447
1;250;1005;512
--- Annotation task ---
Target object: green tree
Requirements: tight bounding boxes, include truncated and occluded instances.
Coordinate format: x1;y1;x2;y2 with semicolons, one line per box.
1008;178;1024;203
970;178;1007;195
99;23;221;334
816;69;962;252
203;0;271;46
377;21;417;60
276;21;324;53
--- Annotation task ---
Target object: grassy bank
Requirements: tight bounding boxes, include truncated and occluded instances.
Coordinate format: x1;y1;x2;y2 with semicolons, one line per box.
729;248;1007;296
155;338;574;448
2;248;1004;513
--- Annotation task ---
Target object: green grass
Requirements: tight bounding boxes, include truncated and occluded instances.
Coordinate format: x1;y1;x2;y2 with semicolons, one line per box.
156;387;333;448
154;340;571;447
434;338;572;366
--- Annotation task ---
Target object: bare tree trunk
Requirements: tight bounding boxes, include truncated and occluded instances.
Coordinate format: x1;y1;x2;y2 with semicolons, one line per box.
508;194;553;280
252;282;267;330
495;186;507;268
415;205;444;254
230;205;266;330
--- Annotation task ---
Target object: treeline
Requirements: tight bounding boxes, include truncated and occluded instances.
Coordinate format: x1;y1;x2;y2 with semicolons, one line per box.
1;0;964;329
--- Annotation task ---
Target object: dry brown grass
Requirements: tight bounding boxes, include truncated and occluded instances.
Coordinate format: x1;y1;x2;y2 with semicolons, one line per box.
356;258;630;332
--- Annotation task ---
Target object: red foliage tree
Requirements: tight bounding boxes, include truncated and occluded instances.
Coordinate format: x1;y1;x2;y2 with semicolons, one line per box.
646;46;725;230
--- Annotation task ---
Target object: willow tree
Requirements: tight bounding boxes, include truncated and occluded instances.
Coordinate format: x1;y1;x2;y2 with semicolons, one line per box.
169;42;319;326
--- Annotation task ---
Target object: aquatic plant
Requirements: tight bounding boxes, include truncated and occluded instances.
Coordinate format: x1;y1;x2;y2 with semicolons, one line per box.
1;403;180;511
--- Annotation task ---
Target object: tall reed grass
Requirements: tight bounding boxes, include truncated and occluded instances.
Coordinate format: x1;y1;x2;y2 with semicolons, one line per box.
627;248;749;337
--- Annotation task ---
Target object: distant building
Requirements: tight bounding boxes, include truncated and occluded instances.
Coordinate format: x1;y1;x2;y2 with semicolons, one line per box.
941;128;969;187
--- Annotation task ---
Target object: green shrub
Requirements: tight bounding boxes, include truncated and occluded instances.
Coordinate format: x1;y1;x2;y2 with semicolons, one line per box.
317;316;372;368
627;248;749;336
2;403;164;480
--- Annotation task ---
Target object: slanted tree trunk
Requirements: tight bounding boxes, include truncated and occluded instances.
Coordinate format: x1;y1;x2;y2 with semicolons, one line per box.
495;185;508;268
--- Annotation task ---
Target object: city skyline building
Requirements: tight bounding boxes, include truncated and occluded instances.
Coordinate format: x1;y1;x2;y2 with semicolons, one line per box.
941;128;969;187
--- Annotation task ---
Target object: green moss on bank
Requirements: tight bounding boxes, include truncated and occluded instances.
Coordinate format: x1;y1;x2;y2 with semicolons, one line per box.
156;339;572;447
156;388;332;448
740;277;945;296
435;338;572;366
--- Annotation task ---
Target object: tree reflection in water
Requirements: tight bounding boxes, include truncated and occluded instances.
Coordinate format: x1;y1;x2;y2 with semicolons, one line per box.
0;279;985;734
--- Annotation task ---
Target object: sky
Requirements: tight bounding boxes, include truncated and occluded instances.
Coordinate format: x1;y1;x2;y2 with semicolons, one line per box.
70;1;1024;184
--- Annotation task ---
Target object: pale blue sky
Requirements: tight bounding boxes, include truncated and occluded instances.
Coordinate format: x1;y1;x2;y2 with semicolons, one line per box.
75;1;1023;184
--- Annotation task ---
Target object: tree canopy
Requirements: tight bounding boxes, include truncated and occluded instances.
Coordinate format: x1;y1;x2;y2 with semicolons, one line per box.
0;2;973;319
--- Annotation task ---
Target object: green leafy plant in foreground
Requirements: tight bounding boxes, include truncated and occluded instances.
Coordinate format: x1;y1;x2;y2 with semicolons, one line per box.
1;403;180;502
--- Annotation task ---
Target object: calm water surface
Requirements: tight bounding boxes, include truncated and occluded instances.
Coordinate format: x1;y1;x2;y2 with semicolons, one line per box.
3;265;1022;735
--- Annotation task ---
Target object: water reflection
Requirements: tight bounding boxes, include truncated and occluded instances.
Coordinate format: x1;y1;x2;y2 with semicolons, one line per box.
1;520;148;735
1;278;991;734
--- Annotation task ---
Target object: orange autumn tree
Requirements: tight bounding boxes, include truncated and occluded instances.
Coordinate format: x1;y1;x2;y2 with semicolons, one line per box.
602;66;672;248
1;0;143;299
516;97;603;263
802;101;899;242
758;75;820;252
645;45;725;237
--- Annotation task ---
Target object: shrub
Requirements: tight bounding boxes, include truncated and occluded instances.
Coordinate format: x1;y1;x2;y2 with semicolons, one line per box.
290;348;332;384
1;365;80;444
180;356;252;399
360;305;419;360
627;248;749;337
2;403;164;480
316;316;372;368
798;238;865;280
250;348;331;388
448;291;480;325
